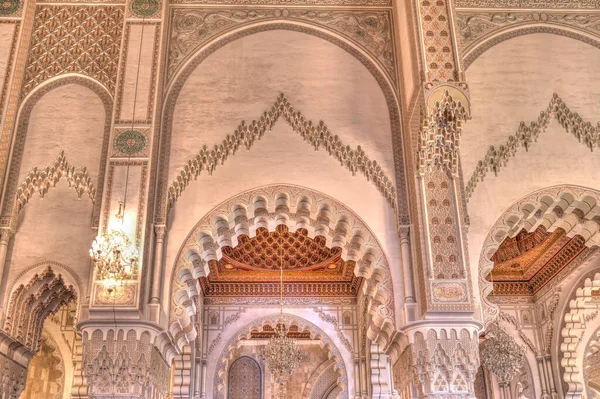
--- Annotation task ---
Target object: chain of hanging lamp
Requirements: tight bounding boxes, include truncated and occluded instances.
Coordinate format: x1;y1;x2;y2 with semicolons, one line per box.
262;228;305;399
89;8;147;290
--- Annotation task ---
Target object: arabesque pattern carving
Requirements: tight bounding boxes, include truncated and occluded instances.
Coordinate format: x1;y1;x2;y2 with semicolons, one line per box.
168;94;397;210
466;94;600;199
456;11;600;57
410;327;480;398
24;5;124;95
228;357;261;399
15;151;96;213
418;0;458;82
169;9;396;84
455;0;600;8
83;329;170;398
171;0;390;5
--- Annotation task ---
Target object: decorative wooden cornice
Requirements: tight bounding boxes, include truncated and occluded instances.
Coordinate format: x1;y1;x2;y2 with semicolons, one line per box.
466;94;600;199
15;151;96;213
168;94;396;209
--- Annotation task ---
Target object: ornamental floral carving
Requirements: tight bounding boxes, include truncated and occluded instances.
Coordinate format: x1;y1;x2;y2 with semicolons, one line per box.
15;151;96;213
466;94;600;199
168;94;396;209
168;9;396;84
24;5;124;95
455;0;600;8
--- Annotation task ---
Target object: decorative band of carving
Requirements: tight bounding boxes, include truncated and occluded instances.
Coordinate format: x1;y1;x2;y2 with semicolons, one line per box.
15;151;95;213
168;94;397;210
466;94;600;199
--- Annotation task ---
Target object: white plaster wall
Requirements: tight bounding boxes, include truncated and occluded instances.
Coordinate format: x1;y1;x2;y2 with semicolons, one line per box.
162;123;402;313
4;83;106;301
18;83;105;183
7;182;94;300
461;34;600;298
169;30;395;183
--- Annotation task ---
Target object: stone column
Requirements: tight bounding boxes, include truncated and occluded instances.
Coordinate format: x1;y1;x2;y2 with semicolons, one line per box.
371;343;391;398
150;225;166;304
0;229;12;322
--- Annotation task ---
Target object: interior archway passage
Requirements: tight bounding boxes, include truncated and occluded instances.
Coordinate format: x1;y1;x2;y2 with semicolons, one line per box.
199;225;363;298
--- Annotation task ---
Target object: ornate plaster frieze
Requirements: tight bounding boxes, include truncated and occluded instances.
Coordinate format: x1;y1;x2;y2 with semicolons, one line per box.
466;94;600;200
169;184;396;353
14;151;96;213
456;11;600;68
478;186;600;324
23;5;124;96
171;0;390;5
168;8;397;85
212;313;349;399
204;296;356;305
168;94;397;210
454;0;600;8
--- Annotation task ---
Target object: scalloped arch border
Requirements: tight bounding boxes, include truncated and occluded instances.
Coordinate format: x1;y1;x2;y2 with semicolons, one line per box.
212;312;348;399
1;74;113;230
463;24;600;70
478;185;600;324
168;184;398;352
156;20;410;226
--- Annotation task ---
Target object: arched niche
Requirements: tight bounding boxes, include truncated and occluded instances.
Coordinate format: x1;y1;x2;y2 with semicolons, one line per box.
228;356;262;399
0;75;112;300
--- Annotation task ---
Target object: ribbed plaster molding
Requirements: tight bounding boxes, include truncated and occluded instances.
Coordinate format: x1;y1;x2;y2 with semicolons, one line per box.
466;94;600;200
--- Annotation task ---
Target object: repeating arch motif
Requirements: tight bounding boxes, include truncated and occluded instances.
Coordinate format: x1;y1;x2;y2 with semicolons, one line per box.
3;267;76;353
156;21;409;227
213;313;349;399
169;185;397;351
561;272;600;399
0;74;112;230
478;185;600;324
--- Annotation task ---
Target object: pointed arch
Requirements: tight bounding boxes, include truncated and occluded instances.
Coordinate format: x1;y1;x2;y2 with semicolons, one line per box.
1;74;112;230
155;21;410;227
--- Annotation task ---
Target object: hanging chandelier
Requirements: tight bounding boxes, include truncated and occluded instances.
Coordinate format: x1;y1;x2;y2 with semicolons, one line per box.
262;228;305;398
480;321;525;387
89;202;138;289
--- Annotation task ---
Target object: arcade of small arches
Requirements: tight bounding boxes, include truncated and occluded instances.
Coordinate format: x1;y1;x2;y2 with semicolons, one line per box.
0;0;599;399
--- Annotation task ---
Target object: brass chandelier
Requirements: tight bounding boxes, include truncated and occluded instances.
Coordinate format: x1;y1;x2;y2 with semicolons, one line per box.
262;229;305;398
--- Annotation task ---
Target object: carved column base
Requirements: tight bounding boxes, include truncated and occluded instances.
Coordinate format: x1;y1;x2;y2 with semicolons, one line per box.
80;322;175;399
395;322;481;399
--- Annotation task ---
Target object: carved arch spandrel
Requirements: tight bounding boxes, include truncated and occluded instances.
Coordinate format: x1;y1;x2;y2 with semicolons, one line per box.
156;21;409;228
1;74;113;231
478;185;600;324
168;185;397;353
